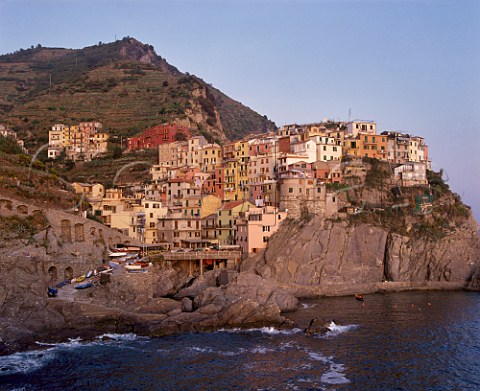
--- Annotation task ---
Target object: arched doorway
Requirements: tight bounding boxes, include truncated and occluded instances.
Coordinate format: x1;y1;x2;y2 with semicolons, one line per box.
48;266;58;283
64;267;73;280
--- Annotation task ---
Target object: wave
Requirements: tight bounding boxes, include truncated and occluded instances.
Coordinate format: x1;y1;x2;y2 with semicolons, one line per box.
321;363;351;385
301;303;318;309
96;333;144;342
35;337;83;348
307;352;351;385
324;322;358;337
216;326;303;335
0;349;56;376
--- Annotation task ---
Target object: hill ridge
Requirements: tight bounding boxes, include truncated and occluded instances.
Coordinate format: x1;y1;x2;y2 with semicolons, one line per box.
0;37;276;145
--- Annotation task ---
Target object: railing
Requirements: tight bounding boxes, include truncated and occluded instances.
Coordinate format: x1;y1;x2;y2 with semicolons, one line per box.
161;251;242;261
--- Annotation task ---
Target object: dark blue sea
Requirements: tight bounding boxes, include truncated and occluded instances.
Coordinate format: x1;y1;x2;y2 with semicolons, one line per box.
1;291;480;390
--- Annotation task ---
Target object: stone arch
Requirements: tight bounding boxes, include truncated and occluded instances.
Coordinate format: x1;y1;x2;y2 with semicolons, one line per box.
64;266;73;280
48;266;58;282
60;219;72;242
90;226;96;236
74;223;85;242
0;199;13;211
16;204;28;215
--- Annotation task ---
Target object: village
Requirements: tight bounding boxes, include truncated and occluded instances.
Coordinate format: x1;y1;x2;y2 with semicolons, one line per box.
30;118;430;256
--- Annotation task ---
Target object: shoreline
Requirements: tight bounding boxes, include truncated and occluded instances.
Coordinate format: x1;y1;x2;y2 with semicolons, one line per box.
1;282;476;358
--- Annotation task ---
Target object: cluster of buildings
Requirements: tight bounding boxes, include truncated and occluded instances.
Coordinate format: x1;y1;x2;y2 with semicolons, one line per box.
48;122;109;161
74;119;432;255
127;123;190;151
0;124;27;153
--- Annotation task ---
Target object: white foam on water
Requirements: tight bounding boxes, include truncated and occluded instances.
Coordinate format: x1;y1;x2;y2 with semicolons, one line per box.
96;333;142;342
308;352;331;363
306;349;351;385
322;322;358;338
0;349;56;376
35;337;83;349
321;363;351;385
216;327;303;336
301;303;318;309
250;346;276;354
187;346;213;354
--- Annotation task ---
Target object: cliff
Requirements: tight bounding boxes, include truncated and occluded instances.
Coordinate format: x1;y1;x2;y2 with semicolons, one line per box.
241;213;480;296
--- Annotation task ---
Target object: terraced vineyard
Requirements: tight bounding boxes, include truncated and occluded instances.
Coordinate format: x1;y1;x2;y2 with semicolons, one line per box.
0;37;276;147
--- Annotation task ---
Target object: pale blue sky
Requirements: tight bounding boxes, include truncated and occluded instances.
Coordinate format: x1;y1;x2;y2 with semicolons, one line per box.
1;0;479;221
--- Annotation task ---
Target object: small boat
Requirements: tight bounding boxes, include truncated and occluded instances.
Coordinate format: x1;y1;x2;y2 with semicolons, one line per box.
75;275;86;283
125;264;142;270
109;260;120;268
127;268;149;273
99;267;113;274
55;280;69;288
75;283;93;290
86;271;93;278
47;287;58;297
355;294;365;301
109;251;128;257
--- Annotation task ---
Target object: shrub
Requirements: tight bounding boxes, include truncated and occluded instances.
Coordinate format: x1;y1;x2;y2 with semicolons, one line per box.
0;135;23;154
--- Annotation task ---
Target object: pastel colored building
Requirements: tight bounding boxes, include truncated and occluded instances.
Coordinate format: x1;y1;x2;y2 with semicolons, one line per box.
236;205;287;254
217;200;254;245
346;120;376;136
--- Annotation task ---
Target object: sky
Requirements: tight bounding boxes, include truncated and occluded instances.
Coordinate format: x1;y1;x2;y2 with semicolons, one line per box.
0;0;479;221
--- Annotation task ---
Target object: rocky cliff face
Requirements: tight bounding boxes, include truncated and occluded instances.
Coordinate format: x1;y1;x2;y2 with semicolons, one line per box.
241;215;480;296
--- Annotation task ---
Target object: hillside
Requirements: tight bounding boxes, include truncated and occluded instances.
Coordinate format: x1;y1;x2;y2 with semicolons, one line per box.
0;37;276;146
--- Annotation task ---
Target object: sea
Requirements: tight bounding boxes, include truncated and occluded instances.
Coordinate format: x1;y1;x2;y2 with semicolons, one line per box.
1;291;479;391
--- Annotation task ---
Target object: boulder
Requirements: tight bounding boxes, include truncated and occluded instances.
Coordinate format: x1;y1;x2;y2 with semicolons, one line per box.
181;297;193;312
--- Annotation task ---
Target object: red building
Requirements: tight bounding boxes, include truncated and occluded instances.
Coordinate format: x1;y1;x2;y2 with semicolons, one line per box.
127;123;190;150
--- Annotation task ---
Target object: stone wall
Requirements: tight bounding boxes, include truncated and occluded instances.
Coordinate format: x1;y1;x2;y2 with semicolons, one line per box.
0;196;141;282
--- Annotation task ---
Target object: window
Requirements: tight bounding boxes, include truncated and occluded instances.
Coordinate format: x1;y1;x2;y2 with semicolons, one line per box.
289;188;293;193
150;222;155;228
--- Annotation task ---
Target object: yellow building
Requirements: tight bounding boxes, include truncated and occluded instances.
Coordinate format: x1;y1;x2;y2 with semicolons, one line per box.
217;200;254;245
200;143;222;173
222;159;239;201
358;133;388;160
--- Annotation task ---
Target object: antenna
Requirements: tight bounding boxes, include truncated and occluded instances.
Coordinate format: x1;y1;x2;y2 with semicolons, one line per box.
348;108;351;122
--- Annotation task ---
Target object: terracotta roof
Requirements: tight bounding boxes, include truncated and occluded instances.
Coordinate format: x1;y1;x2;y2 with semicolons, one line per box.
220;201;249;210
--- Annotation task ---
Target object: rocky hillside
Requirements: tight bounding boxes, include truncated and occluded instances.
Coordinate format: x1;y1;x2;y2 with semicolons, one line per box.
241;216;480;296
242;162;480;295
0;37;276;146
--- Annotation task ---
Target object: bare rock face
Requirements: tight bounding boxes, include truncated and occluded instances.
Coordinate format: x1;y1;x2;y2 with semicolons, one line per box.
242;216;480;295
242;218;387;291
193;272;298;313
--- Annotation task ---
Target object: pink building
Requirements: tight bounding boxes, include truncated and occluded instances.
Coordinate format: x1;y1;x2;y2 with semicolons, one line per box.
236;205;287;254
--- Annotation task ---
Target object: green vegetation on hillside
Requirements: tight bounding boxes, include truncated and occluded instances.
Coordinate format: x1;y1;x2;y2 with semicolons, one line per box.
0;37;276;147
